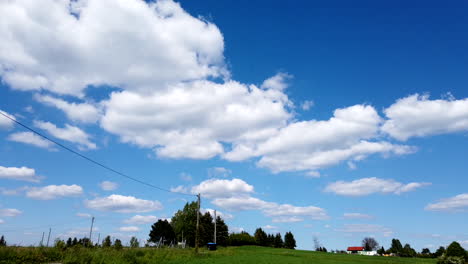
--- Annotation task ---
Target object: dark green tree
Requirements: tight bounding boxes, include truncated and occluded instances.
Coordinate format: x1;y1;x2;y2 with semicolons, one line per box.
446;242;466;258
66;237;72;247
200;212;214;245
0;235;6;247
102;236;112;248
434;246;446;257
228;232;256;246
421;248;431;255
171;202;198;247
72;237;78;246
113;239;123;250
274;233;283;248
254;228;268;246
389;239;403;255
401;243;416;257
215;216;229;246
130;236;139;248
149;219;176;245
362;237;379;251
377;246;386;255
284;231;296;249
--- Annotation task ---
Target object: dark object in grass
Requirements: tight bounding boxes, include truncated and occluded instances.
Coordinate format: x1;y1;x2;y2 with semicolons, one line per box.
207;243;217;251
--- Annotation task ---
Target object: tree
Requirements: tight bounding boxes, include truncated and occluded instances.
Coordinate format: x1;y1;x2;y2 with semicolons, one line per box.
228;231;256;246
0;235;6;247
446;242;466;258
200;212;214;246
313;236;321;251
362;237;379;251
389;238;403;255
421;248;431;255
171;202;198;247
401;243;416;257
130;237;139;248
284;231;296;249
54;239;66;250
434;246;446;258
215;216;229;246
254;228;268;247
377;246;386;255
149;219;176;245
113;239;123;250
274;233;283;248
72;237;78;246
66;237;72;247
102;236;112;248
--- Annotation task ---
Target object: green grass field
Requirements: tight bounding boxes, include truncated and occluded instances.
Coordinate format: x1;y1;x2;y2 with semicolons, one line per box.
0;246;438;264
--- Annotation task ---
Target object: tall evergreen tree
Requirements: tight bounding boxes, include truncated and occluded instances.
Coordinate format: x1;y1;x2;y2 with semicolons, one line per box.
66;237;72;247
254;228;268;246
377;246;386;255
72;237;78;246
149;219;176;245
284;231;296;249
113;239;123;250
274;233;283;248
0;235;6;247
215;216;229;246
389;238;403;255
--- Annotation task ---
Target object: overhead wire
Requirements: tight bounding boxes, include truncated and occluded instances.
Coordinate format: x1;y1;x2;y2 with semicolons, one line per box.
0;111;196;197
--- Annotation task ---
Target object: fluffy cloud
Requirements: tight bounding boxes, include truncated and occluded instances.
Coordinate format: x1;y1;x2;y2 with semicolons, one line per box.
26;184;83;200
301;100;314;111
425;193;468;212
0;0;225;96
336;224;393;237
119;226;140;232
101;79;291;159
201;208;234;220
0;208;22;217
0;110;15;129
0;165;42;182
192;178;254;199
99;181;118;191
343;213;374;220
34;94;100;123
34;120;96;150
85;194;163;213
8;132;55;150
382;94;468;140
324;177;430;197
124;215;158;224
226;105;415;173
211;194;328;222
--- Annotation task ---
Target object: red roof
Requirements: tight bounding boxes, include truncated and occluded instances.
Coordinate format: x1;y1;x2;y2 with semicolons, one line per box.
347;247;364;251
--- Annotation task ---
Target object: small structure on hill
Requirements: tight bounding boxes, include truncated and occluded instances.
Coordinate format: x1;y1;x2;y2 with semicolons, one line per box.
346;246;378;256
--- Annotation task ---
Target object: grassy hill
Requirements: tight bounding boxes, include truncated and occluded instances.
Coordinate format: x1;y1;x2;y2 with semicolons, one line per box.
0;245;438;264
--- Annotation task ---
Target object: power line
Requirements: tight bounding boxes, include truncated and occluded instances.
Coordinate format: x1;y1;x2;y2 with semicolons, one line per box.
0;112;195;197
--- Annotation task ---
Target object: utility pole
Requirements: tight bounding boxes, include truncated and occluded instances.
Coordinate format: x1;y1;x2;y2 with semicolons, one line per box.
195;193;200;253
214;210;217;244
89;216;95;244
46;228;51;247
40;231;45;246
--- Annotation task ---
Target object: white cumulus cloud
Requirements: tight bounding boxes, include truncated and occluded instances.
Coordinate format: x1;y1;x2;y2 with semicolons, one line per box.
0;165;42;182
8;132;55;150
26;184;83;200
119;226;140;232
382;94;468;140
425;193;468;212
34;94;101;123
192;178;254;199
324;177;430;196
124;215;158;225
34;120;96;150
0;0;225;96
0;208;22;217
85;194;163;213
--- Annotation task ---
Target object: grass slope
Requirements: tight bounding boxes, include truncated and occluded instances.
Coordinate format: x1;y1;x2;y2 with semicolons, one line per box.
0;246;437;264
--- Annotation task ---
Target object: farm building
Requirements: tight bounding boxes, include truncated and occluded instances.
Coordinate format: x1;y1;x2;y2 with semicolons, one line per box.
346;247;378;256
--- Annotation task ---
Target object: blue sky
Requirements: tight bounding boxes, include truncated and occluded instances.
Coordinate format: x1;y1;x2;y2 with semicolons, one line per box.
0;0;467;251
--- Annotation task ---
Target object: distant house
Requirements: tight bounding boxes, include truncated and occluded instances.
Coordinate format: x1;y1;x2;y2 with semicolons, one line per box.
347;247;364;254
346;247;377;256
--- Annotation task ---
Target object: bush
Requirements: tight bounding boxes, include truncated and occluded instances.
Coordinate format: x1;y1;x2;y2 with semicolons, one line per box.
437;256;466;264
